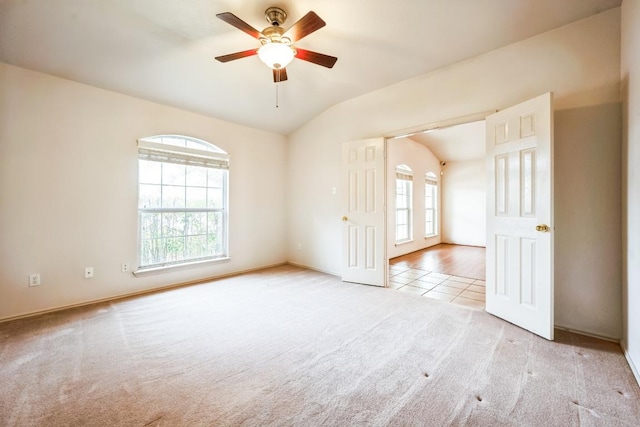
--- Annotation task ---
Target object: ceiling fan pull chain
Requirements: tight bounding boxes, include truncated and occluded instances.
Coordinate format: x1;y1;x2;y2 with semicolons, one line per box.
275;79;279;108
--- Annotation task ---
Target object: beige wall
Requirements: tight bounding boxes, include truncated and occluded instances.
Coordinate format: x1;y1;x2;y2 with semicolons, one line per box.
287;9;622;338
554;104;622;339
441;160;486;247
621;0;640;382
0;63;287;320
387;137;441;259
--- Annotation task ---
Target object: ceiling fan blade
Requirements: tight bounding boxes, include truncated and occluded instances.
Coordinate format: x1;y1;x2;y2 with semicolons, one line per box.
283;11;326;42
295;48;338;68
216;12;263;39
215;49;258;63
273;68;288;83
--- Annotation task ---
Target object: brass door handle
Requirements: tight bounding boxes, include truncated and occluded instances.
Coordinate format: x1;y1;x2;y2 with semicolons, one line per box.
536;224;550;232
342;216;348;222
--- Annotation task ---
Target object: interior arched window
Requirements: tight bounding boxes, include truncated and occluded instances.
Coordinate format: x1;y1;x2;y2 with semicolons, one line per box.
425;172;438;237
395;164;413;242
137;135;229;270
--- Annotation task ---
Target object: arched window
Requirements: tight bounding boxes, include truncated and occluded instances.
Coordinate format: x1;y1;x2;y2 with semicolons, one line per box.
395;164;413;242
425;172;438;237
137;135;229;270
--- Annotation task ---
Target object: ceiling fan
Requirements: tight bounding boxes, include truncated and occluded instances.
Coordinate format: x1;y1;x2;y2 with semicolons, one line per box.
214;7;338;83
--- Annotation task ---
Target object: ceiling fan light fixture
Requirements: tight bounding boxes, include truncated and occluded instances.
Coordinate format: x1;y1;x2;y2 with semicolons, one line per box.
258;42;295;69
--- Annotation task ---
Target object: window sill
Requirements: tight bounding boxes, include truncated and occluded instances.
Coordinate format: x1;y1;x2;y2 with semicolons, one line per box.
424;234;439;238
395;239;414;247
134;257;231;277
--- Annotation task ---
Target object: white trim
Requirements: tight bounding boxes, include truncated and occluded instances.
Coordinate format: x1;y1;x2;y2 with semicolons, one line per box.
385;110;496;140
0;262;287;324
138;139;230;161
134;257;231;276
424;180;437;236
395;239;414;247
287;261;340;277
554;324;620;343
622;341;640;387
395;172;413;181
395;178;412;242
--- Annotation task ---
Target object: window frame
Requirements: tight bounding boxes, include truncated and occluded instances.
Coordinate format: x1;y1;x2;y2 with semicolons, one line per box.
135;135;230;274
425;173;438;237
395;165;413;243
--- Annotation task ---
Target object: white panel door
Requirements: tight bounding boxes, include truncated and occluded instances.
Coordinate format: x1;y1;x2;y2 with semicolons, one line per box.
342;138;386;287
486;93;554;340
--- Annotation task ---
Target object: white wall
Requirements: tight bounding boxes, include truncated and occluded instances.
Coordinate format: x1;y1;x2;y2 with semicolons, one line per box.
387;138;441;259
621;0;640;383
441;160;486;247
287;9;622;338
0;63;287;320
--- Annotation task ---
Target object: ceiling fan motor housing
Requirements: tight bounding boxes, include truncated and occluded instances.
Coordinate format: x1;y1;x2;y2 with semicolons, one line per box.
265;7;287;26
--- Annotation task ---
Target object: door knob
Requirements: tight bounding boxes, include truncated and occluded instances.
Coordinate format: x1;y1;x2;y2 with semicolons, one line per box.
342;216;348;222
535;224;550;232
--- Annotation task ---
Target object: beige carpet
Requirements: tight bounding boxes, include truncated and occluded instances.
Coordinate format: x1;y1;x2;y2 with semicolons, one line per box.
1;265;638;426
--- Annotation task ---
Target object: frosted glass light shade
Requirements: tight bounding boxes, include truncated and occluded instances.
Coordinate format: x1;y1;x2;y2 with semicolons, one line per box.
257;43;294;69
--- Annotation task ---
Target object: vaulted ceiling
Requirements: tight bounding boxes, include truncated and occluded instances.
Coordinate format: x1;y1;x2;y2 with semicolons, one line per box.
0;0;621;135
409;121;486;162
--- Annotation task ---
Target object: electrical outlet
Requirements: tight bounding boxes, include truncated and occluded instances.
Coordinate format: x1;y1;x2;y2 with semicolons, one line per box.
84;267;94;279
29;274;41;287
121;263;129;273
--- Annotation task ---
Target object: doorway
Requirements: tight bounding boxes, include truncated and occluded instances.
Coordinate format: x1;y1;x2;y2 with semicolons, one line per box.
342;95;555;340
380;93;555;340
386;119;487;308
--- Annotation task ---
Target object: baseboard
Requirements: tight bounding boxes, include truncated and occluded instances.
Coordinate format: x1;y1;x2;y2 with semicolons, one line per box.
621;341;640;387
286;261;340;277
440;241;486;248
0;262;288;324
554;324;620;343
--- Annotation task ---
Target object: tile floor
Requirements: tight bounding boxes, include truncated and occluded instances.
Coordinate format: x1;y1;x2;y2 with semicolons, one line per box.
389;265;485;309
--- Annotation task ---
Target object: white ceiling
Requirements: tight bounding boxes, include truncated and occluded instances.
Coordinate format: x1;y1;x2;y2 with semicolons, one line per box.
0;0;621;135
408;120;486;162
